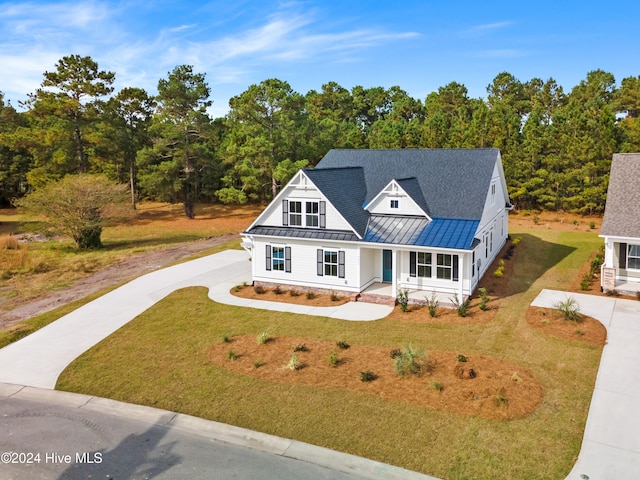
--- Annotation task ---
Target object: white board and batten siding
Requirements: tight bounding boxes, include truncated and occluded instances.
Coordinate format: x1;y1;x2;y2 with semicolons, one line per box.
365;181;427;217
252;237;362;292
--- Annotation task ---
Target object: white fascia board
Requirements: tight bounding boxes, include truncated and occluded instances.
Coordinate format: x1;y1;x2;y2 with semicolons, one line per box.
599;234;640;243
244;170;305;232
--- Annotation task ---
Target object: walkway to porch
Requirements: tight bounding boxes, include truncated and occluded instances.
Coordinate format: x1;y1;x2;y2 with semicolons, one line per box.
611;279;640;297
356;283;461;308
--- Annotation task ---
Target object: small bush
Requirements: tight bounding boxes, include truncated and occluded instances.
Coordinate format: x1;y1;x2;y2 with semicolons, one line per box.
336;340;350;350
457;354;468;363
254;285;265;294
511;372;522;383
228;350;237;360
330;291;340;302
306;291;315;300
450;294;470;317
289;289;300;297
293;343;308;352
222;335;230;343
285;353;301;370
328;350;339;367
579;280;590;291
494;395;508;406
512;237;521;246
397;288;410;312
273;285;282;295
493;266;504;278
532;215;539;225
360;370;377;382
257;331;270;345
253;360;263;368
605;289;620;297
233;285;241;292
393;346;426;376
575;329;584;336
425;291;439;317
589;221;596;229
477;287;489;311
431;381;444;392
389;348;402;359
554;296;582;322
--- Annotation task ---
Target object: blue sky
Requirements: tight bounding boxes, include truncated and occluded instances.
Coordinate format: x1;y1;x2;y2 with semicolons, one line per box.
1;0;638;117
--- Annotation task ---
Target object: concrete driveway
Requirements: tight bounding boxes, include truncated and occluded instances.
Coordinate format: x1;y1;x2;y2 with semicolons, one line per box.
532;289;640;480
0;249;391;390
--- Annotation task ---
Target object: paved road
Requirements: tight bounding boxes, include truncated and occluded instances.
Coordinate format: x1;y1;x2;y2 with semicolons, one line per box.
532;289;640;480
0;385;373;480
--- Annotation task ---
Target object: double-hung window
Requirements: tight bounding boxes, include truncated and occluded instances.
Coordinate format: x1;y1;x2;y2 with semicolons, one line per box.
628;245;640;270
324;250;338;276
436;254;459;281
390;199;399;209
289;201;302;226
306;202;319;227
266;245;291;273
417;252;432;277
316;249;345;278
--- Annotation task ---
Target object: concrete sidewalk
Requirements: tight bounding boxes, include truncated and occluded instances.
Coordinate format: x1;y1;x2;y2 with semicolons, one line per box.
0;249;391;389
532;289;640;480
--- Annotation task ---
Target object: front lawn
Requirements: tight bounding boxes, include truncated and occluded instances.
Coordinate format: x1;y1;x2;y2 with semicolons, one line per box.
56;224;603;480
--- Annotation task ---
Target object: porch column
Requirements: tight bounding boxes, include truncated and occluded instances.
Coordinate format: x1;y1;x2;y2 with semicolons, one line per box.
458;254;464;300
391;249;398;297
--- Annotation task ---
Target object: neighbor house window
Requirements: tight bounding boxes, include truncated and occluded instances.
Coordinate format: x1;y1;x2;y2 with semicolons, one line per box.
491;183;496;206
266;245;291;272
316;249;345;278
390;199;399;209
436;254;459;281
289;201;302;226
628;244;640;270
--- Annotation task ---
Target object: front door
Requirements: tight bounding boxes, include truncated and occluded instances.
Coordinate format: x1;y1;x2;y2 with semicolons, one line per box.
382;249;393;282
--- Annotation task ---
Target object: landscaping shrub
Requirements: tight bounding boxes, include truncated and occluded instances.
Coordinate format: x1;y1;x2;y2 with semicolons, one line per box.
228;350;237;360
457;354;468;363
393;346;426;376
293;343;307;352
553;296;582;322
336;340;350;350
254;285;265;294
397;288;409;312
257;331;270;345
579;280;590;291
360;370;377;382
477;287;489;311
330;291;340;302
449;293;470;317
389;348;402;359
273;285;282;295
289;289;300;297
306;292;315;300
328;350;339;367
493;266;505;277
425;291;438;317
431;381;444;392
285;353;301;370
222;335;230;343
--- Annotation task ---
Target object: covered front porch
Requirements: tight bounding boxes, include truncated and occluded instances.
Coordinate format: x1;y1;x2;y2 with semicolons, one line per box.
356;282;462;308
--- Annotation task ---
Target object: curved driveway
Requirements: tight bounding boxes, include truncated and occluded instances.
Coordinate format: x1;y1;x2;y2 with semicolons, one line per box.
0;249;391;389
532;289;640;480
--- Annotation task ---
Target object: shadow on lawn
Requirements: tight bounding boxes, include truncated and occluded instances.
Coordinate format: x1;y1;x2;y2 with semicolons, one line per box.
489;233;577;299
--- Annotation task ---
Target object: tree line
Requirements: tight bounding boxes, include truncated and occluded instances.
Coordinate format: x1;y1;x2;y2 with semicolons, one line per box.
1;54;640;216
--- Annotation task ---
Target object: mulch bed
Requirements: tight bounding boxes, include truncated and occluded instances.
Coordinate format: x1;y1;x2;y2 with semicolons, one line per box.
231;285;350;307
209;335;543;420
526;307;607;346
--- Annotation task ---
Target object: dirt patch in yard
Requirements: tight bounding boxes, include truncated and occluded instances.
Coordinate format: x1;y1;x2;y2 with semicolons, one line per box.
526;307;606;346
209;335;543;420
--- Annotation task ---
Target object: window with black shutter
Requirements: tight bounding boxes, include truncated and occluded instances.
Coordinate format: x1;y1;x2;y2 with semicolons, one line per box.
265;245;272;271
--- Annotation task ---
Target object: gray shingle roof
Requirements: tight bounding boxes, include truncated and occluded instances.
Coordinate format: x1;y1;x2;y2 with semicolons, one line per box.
309;148;500;236
600;153;640;238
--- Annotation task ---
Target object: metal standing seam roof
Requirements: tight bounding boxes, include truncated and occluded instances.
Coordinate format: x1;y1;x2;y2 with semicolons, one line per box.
245;226;359;242
364;215;480;250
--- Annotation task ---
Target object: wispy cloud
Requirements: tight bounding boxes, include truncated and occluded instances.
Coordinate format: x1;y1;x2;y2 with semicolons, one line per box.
464;21;513;36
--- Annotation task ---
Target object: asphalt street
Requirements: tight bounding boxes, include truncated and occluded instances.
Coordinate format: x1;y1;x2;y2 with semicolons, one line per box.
0;393;364;480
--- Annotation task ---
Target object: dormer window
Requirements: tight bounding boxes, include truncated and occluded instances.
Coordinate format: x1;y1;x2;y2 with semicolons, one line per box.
289;201;302;226
306;202;319;227
390;199;399;209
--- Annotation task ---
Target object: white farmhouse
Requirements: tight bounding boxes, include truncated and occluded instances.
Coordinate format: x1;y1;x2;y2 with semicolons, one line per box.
242;148;512;304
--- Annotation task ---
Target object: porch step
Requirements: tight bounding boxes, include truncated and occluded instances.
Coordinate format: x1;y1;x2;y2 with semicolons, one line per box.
356;292;396;307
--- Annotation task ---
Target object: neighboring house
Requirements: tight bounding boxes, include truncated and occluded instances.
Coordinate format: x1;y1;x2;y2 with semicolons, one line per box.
241;148;512;303
600;153;640;294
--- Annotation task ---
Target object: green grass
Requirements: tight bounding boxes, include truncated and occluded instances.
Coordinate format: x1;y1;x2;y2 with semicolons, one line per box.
56;224;604;479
